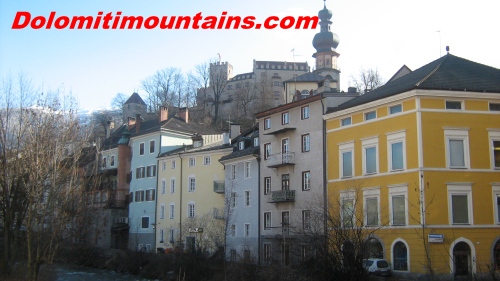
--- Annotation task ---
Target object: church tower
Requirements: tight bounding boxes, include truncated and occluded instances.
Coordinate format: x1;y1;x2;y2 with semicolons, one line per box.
312;1;341;91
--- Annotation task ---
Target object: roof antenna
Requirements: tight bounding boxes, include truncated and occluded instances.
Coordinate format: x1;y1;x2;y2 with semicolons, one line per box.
446;46;450;54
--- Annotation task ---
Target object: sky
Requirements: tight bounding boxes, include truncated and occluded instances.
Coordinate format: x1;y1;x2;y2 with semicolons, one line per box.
1;0;500;111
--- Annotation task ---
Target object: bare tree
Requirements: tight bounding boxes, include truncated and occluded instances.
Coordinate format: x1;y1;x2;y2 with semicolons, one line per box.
350;68;384;94
209;62;229;126
111;93;128;112
141;68;183;112
234;83;257;118
254;76;275;113
190;61;211;109
0;74;95;280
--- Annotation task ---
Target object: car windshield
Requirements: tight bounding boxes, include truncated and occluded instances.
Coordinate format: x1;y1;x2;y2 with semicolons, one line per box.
366;260;374;266
377;260;389;268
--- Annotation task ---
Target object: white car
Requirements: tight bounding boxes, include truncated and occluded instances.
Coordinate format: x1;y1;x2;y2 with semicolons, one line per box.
363;258;391;277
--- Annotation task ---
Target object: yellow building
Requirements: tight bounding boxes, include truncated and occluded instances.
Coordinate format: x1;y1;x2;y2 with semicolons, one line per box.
324;54;500;278
155;136;232;253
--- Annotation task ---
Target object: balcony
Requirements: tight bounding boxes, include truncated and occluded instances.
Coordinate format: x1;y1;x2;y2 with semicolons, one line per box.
266;152;295;168
268;190;295;203
213;181;225;193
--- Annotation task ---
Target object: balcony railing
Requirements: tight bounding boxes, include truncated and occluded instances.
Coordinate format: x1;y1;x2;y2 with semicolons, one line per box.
266;152;295;168
213;181;225;193
268;190;295;203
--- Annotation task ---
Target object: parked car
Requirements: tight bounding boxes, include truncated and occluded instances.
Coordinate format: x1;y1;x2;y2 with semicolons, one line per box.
363;259;391;277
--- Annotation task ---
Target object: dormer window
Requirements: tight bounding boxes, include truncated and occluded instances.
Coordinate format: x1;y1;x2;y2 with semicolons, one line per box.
102;157;107;169
254;137;259;147
194;140;202;148
239;141;245;150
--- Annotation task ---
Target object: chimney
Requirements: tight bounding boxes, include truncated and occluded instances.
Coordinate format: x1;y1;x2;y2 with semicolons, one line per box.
105;121;111;139
179;107;188;123
135;114;142;133
127;117;136;131
230;123;240;140
117;129;131;205
222;131;230;145
159;106;169;122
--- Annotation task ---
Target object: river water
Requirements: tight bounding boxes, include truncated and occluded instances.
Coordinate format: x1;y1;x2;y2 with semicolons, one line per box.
43;264;155;281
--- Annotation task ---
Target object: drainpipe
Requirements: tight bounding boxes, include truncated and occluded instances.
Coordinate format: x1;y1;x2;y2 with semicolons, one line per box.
320;95;328;242
255;153;262;265
178;152;183;247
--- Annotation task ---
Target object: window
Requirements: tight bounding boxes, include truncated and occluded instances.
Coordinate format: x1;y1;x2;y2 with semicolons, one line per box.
230;224;236;237
239;141;245;150
264;143;271;160
302;171;310;191
493;185;500;224
139;143;145;155
110;155;115;167
204;156;211;165
301;106;310;120
135;190;145;202
161;179;166;194
389;185;408;226
160;204;165;219
264;118;271;130
362;137;378;175
170;178;175;193
302;134;310;152
339;142;354;178
169;204;175;219
302;210;311;230
341;117;352;126
189;157;196;167
282;112;289;125
141;216;149;229
489;103;500;111
363;188;380;227
162;161;166;171
448;184;473;224
159;229;164;243
446;100;463;110
488;131;500;169
149;140;155;153
273;81;280;86
264;244;271;264
231;192;237;208
146;165;156;177
244;162;250;178
389;104;402;114
244;223;250;237
102;157;107;169
364;111;376;121
169;229;174;243
444;129;469;169
146;189;155;201
245;191;250;206
341;195;354;228
281;174;290;190
264;212;271;229
230;249;237;261
188;177;196;192
171;160;176;169
264;177;271;195
387;131;406;171
231;164;236;180
393;241;408;271
187;203;195;218
254;137;259;147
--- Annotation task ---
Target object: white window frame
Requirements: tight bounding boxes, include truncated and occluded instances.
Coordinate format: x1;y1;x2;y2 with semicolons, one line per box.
444;129;470;169
254;137;259;147
362;137;379;175
447;183;473;225
339;141;355;178
244;162;251;178
171;160;176;169
302;134;310;152
302;171;310;191
230;224;236;237
102;157;107;169
161;179;166;194
282;112;290;125
488;130;500;170
302;210;311;230
170;178;175;193
244;223;250;237
264;143;271;160
110;155;115;167
387;131;406;172
139;142;145;155
187;202;195;218
239;141;245;150
388;184;408;226
445;100;463;110
244;190;250;207
204;156;211;165
389;104;402;115
264;177;271;195
301;106;310;120
169;203;175;219
141;216;150;229
231;192;237;208
264;212;271;229
492;185;500;224
364;110;377;121
341;117;352;126
264;118;271;130
340;190;356;228
363;187;380;227
231;164;237;180
162;161;167;171
188;157;196;167
160;204;165;219
188;177;196;192
149;140;155;154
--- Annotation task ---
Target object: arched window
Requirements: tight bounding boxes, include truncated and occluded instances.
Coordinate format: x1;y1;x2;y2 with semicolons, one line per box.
453;242;471;276
365;237;384;259
393;241;408;271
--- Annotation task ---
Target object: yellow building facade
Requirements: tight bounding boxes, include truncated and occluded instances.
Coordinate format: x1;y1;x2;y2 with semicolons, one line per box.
324;54;500;277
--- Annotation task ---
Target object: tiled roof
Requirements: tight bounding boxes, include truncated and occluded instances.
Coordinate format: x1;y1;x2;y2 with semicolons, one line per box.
219;146;259;162
329;54;500;113
284;72;325;83
124;92;146;105
158;143;232;158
